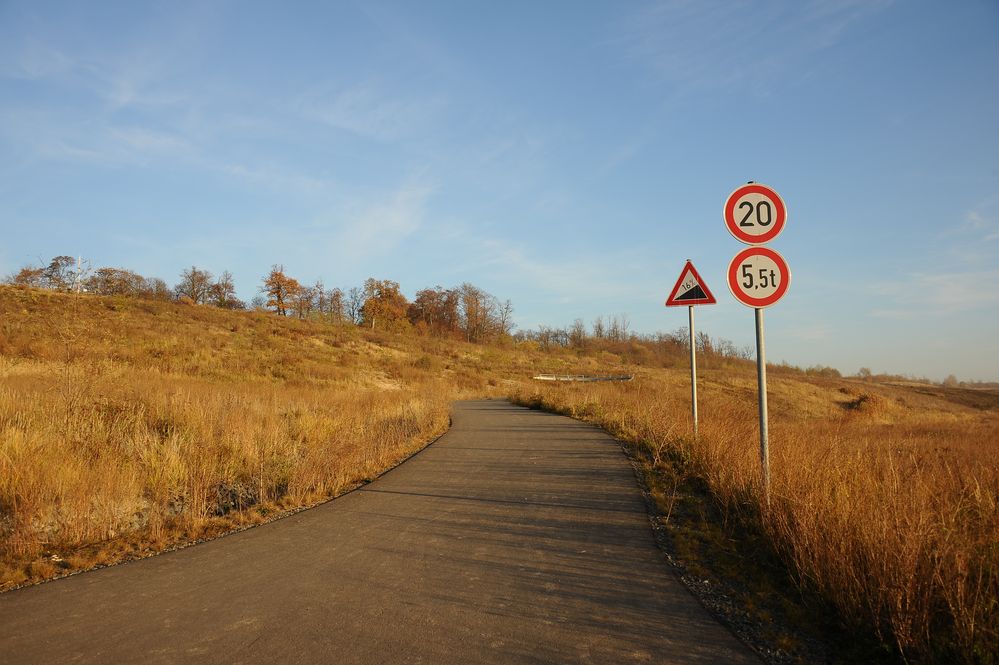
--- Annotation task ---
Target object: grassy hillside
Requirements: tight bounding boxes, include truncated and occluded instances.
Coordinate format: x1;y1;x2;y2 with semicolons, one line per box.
0;286;632;581
0;287;532;584
1;285;995;662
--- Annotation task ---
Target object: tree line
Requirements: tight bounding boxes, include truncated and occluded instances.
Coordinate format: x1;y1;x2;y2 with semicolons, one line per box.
7;257;244;309
258;266;514;342
513;314;756;371
5;256;514;343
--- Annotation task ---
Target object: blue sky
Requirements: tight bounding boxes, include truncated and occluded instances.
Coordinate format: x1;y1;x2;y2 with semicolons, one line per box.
2;1;997;381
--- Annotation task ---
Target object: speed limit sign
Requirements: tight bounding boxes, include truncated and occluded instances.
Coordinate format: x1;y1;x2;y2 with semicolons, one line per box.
727;246;791;308
724;183;786;245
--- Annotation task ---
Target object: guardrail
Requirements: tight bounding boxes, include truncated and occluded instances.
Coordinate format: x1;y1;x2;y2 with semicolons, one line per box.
532;374;633;382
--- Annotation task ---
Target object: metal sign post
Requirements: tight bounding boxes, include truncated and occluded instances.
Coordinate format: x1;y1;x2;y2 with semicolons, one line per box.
688;305;698;437
754;307;769;505
665;260;716;438
724;183;790;505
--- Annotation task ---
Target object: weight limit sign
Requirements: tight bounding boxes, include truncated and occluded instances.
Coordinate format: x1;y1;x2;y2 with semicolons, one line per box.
727;246;791;308
723;183;787;245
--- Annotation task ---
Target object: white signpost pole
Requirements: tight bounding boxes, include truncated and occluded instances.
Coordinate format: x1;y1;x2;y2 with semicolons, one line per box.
754;307;769;505
689;305;698;438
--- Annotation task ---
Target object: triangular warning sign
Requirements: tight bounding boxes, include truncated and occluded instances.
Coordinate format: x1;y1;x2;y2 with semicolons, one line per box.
665;260;717;306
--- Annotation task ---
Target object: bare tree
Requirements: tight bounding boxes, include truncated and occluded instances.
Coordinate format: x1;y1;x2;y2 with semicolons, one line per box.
143;277;173;301
328;287;345;323
42;256;77;291
292;284;316;319
569;318;587;348
458;283;501;343
210;270;243;309
6;256;87;291
696;331;712;354
406;283;512;342
346;287;364;324
608;316;622;342
497;299;515;336
592;316;605;339
85;267;145;296
409;286;461;336
5;266;45;287
175;266;214;304
715;338;738;358
312;279;327;318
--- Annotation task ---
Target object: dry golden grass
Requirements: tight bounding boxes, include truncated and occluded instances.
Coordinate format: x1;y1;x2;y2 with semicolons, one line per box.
0;287;509;589
4;285;997;663
512;369;999;662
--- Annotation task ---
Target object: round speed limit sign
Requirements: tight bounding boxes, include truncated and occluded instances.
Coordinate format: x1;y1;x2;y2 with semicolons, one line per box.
727;246;791;308
724;183;787;245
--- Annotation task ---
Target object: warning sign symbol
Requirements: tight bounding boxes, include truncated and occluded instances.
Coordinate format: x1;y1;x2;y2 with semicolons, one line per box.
665;260;717;307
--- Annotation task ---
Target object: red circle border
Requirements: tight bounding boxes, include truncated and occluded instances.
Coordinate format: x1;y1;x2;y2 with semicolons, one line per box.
727;246;791;308
723;183;787;245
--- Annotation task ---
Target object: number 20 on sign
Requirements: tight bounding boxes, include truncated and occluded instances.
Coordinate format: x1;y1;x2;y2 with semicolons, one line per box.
724;183;786;245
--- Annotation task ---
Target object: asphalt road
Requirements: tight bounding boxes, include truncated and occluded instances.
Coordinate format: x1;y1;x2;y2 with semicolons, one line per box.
0;400;758;664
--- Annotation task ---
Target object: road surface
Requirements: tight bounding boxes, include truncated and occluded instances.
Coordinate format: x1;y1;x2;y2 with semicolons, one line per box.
0;400;758;664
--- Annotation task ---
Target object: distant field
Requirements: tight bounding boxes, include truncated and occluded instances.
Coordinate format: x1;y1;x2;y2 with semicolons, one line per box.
1;285;995;663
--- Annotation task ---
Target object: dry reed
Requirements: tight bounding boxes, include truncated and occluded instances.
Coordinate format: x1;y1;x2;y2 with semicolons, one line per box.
512;371;998;662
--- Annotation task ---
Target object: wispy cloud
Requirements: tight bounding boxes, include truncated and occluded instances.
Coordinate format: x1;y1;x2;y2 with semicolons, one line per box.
300;84;446;142
787;323;831;341
936;203;999;267
440;233;653;328
333;179;434;261
353;2;465;81
871;268;999;318
2;41;76;80
964;208;999;242
217;162;341;197
593;1;892;175
110;127;191;155
612;0;893;92
101;72;189;111
4;110;193;166
1;28;192;112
